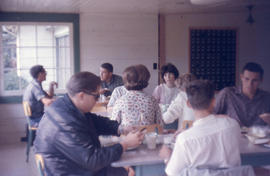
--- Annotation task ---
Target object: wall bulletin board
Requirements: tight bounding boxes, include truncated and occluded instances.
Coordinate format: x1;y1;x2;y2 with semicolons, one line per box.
189;28;237;90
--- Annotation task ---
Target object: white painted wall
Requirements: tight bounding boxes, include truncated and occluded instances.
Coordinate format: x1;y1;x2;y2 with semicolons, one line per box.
80;13;159;94
2;11;270;144
165;10;270;90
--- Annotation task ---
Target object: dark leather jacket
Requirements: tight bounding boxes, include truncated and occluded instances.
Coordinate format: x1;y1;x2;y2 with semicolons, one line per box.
34;94;123;176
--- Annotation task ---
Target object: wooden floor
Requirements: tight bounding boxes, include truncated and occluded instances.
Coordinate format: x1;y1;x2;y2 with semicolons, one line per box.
0;142;38;176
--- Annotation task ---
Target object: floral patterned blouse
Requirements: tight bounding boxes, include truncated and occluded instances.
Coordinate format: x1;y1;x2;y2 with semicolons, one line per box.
111;90;163;127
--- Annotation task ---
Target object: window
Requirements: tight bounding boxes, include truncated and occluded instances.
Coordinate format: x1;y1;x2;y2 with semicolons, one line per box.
1;24;73;95
0;13;80;103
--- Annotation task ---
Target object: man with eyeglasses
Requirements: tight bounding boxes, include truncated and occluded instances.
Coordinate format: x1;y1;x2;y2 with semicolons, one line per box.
23;65;57;127
34;71;144;176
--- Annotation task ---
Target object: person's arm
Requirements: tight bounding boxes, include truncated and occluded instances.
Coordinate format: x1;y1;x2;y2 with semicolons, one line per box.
41;97;55;106
111;100;122;123
107;87;119;107
163;93;184;124
155;99;164;127
47;81;58;98
213;89;227;114
87;113;119;136
152;85;161;103
54;129;123;172
165;136;189;176
33;85;55;106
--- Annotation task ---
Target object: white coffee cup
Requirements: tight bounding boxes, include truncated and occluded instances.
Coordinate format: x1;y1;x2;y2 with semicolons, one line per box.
145;132;157;149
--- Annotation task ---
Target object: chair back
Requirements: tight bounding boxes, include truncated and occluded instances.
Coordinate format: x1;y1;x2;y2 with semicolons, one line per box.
35;154;46;176
23;101;32;117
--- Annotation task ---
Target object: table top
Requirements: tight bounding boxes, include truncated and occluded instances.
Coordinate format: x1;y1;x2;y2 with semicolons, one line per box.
111;135;270;167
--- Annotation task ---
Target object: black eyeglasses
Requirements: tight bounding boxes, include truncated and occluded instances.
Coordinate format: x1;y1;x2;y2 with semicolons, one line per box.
88;93;100;101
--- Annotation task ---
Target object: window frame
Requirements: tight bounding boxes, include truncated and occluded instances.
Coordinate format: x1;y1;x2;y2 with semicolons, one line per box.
0;12;80;104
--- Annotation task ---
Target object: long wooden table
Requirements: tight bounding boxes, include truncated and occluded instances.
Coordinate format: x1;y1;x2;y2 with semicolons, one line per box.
111;136;270;176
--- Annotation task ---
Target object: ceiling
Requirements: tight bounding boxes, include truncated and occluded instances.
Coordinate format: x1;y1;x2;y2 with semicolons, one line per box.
0;0;270;14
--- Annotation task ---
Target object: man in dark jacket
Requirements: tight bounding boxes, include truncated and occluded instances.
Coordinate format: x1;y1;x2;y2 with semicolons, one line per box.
34;71;143;176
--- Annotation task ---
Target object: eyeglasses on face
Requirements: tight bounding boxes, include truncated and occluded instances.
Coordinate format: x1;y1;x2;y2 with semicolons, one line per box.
87;92;100;101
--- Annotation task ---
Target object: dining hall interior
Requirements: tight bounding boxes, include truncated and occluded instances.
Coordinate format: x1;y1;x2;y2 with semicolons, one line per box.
0;0;270;176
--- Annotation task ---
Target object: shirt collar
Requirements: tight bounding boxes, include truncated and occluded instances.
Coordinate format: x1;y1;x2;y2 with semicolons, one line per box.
235;85;263;99
193;114;215;127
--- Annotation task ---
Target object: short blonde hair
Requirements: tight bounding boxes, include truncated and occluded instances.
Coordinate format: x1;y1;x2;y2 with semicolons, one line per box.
175;73;197;91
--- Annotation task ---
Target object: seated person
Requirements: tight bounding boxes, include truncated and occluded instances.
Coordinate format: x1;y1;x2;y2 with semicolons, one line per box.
34;71;144;176
162;73;196;130
112;64;163;128
23;65;57;127
160;80;241;176
152;63;179;113
100;63;123;97
107;85;128;107
214;62;270;127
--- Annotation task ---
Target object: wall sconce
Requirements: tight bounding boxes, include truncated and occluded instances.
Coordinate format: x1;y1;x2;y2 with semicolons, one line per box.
246;5;255;25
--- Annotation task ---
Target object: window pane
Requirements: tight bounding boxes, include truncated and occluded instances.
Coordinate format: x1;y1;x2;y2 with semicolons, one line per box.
3;47;17;69
37;48;55;68
20;69;32;84
4;70;20;91
57;68;71;89
2;25;18;46
55;26;70;47
42;68;56;90
19;47;37;68
20;26;36;47
37;26;54;47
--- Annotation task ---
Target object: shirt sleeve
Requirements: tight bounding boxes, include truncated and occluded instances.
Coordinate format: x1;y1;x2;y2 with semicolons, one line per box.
154;100;163;126
214;89;227;115
152;85;161;103
85;113;119;136
107;88;119;107
165;136;189;176
111;100;122;123
33;85;47;101
54;129;123;172
163;93;184;124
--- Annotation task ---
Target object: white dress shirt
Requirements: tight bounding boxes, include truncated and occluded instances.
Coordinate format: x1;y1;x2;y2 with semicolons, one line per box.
165;114;241;176
162;91;194;129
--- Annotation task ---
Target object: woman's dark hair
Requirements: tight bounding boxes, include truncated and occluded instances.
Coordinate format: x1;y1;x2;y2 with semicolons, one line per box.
242;62;264;79
186;80;215;110
66;72;101;96
30;65;45;79
160;63;179;82
101;63;113;73
123;64;150;90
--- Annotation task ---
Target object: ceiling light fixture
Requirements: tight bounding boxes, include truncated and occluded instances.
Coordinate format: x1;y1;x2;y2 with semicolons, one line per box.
190;0;229;5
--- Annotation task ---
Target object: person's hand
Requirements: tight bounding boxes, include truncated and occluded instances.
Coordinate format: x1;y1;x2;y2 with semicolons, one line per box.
49;81;58;88
99;88;110;95
120;131;144;151
159;145;172;163
124;167;135;176
118;126;137;135
259;113;270;126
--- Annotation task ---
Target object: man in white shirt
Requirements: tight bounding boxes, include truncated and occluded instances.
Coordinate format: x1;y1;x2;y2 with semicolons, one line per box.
159;80;241;176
